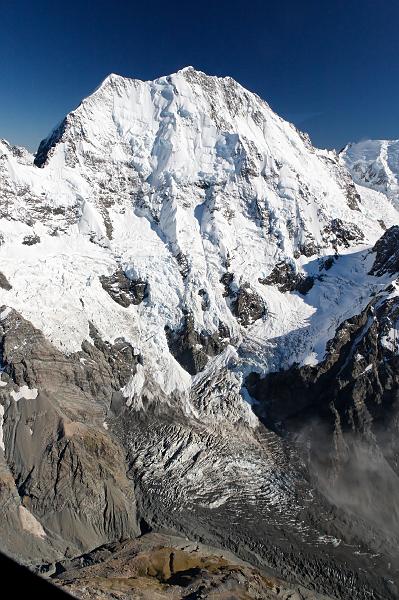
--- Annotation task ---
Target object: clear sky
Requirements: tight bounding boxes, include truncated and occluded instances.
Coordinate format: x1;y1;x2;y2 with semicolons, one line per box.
1;0;398;152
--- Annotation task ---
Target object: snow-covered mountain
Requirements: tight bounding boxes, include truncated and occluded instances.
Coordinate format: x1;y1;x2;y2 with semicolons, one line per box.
1;68;397;390
1;68;399;599
341;139;399;205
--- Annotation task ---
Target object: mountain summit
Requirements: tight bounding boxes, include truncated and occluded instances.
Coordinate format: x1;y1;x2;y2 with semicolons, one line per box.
0;70;399;599
1;69;395;380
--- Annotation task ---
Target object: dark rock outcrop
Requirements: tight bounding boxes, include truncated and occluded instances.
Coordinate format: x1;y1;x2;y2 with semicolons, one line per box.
34;119;68;168
0;271;11;290
323;218;364;251
220;271;234;297
298;239;320;258
259;261;315;295
175;251;190;279
220;273;267;326
369;225;399;276
198;288;210;311
165;313;228;375
22;234;40;246
344;181;361;211
319;256;335;271
232;283;267;326
100;270;148;307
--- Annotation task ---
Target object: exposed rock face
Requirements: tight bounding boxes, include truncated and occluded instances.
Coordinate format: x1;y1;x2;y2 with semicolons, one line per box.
0;308;140;563
22;234;40;246
259;261;314;295
344;181;362;211
323;218;364;250
0;271;11;290
165;313;228;375
369;225;399;276
220;271;234;298
231;283;267;326
100;270;148;307
220;274;267;326
198;288;210;311
34;119;68;168
175;252;190;279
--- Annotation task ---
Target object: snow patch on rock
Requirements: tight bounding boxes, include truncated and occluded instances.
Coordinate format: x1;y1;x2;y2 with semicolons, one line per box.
10;386;38;402
0;405;4;451
18;506;46;539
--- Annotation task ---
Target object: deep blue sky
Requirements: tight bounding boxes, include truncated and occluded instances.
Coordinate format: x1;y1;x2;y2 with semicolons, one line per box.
1;0;398;151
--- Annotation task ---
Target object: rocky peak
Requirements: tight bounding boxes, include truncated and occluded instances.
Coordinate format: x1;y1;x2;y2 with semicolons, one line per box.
369;225;399;276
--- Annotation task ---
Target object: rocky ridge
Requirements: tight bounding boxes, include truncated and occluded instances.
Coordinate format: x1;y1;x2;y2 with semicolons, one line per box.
53;532;336;600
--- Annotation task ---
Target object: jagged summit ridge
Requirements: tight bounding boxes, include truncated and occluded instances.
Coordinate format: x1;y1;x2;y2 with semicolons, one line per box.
35;65;272;170
34;66;246;166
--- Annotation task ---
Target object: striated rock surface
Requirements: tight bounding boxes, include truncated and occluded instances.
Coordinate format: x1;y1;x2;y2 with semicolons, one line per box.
0;308;140;563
